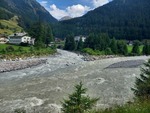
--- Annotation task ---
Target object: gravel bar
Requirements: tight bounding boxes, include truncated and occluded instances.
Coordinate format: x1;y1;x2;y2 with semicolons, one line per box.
0;59;47;73
106;59;145;68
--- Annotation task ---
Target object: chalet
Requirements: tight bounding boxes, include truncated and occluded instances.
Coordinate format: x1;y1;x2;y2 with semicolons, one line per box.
0;35;9;44
8;33;35;45
74;36;86;42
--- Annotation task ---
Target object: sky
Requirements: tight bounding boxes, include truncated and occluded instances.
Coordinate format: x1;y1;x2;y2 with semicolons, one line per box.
37;0;112;20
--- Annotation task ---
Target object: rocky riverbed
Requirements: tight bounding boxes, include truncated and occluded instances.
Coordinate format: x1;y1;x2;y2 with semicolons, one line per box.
0;49;150;113
0;59;47;73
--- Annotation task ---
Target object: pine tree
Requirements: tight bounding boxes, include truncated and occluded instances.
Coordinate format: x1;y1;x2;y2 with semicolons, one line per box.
61;82;99;113
110;38;118;54
132;41;140;55
132;59;150;99
142;41;150;55
29;22;45;48
64;34;76;51
117;40;128;55
46;25;54;42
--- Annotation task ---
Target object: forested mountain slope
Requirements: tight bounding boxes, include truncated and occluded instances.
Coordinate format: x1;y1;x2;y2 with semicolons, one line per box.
0;0;57;28
54;0;150;40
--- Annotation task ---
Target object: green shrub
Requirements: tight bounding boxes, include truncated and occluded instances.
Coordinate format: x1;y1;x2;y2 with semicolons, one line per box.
5;46;15;52
62;82;99;113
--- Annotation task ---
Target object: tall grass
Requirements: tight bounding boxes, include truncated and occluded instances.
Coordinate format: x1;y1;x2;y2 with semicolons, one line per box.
88;100;150;113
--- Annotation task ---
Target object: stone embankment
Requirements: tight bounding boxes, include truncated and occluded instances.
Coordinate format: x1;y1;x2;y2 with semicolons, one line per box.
0;59;47;73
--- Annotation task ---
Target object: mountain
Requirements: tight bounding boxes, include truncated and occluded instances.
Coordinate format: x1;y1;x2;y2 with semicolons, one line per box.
59;16;72;21
54;0;150;40
0;0;57;28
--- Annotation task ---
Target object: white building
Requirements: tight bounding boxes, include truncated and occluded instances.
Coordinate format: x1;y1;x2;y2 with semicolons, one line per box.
8;33;35;45
74;36;86;42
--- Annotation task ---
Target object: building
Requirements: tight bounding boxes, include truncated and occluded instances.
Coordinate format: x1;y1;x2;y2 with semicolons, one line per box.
8;33;35;45
74;36;86;42
0;35;9;44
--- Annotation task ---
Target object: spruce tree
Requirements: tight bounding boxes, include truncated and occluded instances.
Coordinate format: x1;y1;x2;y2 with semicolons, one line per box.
64;34;76;51
142;41;150;55
132;41;140;55
61;82;99;113
47;25;54;42
110;38;118;54
117;40;128;55
132;59;150;99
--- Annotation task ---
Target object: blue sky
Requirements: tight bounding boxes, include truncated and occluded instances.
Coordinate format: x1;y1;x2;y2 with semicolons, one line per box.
37;0;112;19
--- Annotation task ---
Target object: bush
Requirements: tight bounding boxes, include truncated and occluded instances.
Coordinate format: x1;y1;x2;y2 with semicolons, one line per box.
18;47;24;52
82;48;104;55
105;48;112;55
5;46;15;52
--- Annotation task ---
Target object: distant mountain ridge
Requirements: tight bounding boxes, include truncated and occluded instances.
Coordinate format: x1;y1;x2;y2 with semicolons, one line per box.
0;0;57;28
54;0;150;40
59;16;72;21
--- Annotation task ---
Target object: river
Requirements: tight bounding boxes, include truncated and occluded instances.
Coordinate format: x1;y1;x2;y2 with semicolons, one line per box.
0;49;149;113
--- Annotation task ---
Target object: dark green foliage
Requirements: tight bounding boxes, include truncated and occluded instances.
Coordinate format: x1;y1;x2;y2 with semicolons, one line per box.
5;46;15;52
46;25;54;42
84;33;110;51
17;47;23;52
53;0;150;40
83;34;128;55
20;42;29;46
105;48;112;55
0;0;57;28
0;22;5;29
28;22;54;48
29;46;34;52
142;41;150;55
64;34;76;51
61;82;99;113
132;59;150;99
110;38;118;54
77;37;84;50
0;8;14;20
45;25;54;47
132;41;140;55
117;41;128;55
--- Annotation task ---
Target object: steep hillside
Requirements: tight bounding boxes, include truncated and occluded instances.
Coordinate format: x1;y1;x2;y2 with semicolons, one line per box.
0;16;23;35
0;0;57;28
54;0;150;40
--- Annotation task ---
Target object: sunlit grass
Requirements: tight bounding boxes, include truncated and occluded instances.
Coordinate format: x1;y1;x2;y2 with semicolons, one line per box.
88;100;150;113
127;45;143;54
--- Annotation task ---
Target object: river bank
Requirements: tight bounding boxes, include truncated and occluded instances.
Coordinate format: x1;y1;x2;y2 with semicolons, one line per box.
0;59;47;73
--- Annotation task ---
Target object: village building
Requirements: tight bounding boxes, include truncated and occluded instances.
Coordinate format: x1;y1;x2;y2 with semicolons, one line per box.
0;35;9;44
74;36;86;42
8;32;35;45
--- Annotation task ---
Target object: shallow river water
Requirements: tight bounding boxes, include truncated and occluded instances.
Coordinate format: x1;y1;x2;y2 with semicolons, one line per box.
0;50;150;113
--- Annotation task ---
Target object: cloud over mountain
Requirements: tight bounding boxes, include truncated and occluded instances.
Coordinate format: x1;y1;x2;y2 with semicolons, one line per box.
49;4;90;19
38;0;110;19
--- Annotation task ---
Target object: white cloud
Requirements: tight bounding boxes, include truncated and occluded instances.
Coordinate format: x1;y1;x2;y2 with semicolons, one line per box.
39;1;48;7
66;4;90;18
49;4;68;19
49;4;90;20
92;0;109;8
